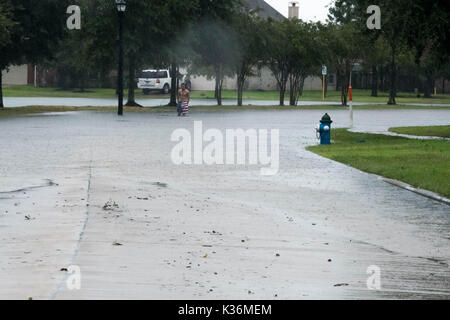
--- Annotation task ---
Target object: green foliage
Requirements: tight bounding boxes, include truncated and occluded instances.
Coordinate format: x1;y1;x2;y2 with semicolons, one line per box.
0;0;69;107
231;11;265;106
0;1;16;46
261;18;290;105
287;21;324;105
0;0;70;69
319;22;366;105
328;0;450;103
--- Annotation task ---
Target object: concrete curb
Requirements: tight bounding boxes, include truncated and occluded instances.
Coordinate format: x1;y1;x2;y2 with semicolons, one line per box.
385;131;450;141
382;178;450;205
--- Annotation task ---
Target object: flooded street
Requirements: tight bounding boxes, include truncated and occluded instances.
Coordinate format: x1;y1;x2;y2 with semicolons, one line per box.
0;108;449;299
4;96;450;108
3;97;363;107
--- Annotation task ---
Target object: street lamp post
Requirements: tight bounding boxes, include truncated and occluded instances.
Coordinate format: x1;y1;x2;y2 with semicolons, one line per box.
116;0;126;116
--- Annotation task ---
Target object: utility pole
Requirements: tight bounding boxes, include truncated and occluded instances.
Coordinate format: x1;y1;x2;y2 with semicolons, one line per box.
116;0;127;116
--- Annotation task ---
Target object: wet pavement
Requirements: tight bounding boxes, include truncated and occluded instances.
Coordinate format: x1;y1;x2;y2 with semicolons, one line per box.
3;97;349;107
0;108;449;299
3;97;450;108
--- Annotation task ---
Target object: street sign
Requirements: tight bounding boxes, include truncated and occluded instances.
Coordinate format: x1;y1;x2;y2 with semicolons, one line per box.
322;65;327;75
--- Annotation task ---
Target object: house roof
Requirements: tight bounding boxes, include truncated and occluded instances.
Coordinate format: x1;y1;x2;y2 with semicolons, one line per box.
243;0;286;21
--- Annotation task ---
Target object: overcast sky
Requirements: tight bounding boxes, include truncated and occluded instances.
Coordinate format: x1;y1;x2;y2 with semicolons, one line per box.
265;0;333;22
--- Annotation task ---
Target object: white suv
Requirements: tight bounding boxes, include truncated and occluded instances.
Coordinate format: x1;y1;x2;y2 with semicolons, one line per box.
137;69;171;94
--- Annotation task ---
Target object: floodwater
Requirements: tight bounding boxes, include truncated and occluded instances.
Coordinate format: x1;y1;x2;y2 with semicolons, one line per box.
0;108;449;299
4;97;450;108
3;97;348;107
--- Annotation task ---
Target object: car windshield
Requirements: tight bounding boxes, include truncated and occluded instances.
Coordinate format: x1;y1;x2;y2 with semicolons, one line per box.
141;71;167;79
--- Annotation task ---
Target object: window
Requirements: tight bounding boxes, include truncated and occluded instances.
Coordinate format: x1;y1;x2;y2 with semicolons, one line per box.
141;71;168;79
328;75;334;84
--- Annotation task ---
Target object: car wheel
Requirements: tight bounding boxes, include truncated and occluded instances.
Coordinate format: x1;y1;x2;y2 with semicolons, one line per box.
162;84;170;94
143;89;150;95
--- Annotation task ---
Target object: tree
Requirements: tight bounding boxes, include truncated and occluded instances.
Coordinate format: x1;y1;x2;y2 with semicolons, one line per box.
361;37;390;97
328;0;449;104
50;0;241;107
231;11;264;106
0;2;17;108
0;0;69;108
190;18;239;106
368;1;410;104
262;19;290;106
123;0;202;106
321;22;364;106
0;2;16;48
287;21;324;106
403;0;450;98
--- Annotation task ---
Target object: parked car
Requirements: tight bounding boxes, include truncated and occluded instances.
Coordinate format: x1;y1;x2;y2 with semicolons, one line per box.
137;69;171;94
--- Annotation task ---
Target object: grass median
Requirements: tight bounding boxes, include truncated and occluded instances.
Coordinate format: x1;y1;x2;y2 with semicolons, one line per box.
3;85;450;104
389;125;450;138
307;128;450;198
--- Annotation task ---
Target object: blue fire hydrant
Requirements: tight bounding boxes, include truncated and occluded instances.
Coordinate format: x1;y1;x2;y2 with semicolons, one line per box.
316;113;333;145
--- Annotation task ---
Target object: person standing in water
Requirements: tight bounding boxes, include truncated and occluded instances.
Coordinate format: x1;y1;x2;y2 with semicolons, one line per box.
177;83;190;116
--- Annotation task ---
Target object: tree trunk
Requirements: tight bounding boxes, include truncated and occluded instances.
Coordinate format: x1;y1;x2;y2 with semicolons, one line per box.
299;77;305;101
237;74;245;106
341;86;347;106
125;55;141;107
279;83;286;106
289;75;305;106
388;51;397;105
341;66;349;106
289;76;296;106
371;65;378;97
215;64;223;106
0;70;4;109
424;68;433;98
167;61;177;107
217;79;223;106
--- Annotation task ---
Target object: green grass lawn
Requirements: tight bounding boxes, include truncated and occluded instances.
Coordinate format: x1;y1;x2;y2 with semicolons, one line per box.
307;129;450;198
389;125;450;138
192;89;450;104
2;85;164;99
3;85;450;104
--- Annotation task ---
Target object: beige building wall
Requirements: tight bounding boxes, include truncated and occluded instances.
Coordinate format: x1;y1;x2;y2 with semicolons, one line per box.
187;66;336;92
2;65;28;85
